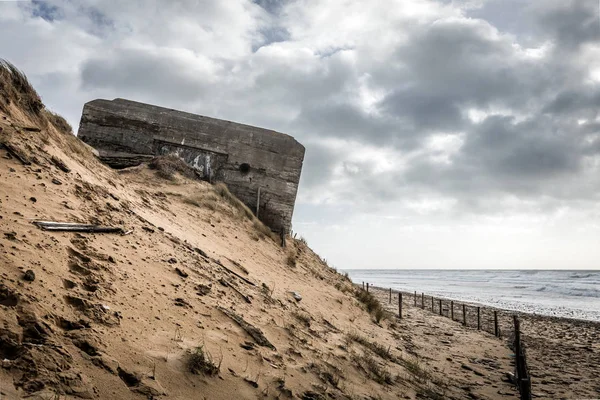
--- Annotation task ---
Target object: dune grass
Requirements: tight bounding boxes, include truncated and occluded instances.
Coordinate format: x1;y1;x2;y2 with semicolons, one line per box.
0;59;43;117
149;155;198;181
355;288;390;323
187;346;220;376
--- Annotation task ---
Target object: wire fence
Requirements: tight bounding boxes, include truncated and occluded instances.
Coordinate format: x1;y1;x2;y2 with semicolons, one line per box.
362;282;532;400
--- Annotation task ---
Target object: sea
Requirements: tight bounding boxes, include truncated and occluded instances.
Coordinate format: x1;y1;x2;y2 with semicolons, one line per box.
344;269;600;322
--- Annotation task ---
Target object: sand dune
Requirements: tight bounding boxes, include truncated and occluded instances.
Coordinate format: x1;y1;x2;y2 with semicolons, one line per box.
0;61;522;399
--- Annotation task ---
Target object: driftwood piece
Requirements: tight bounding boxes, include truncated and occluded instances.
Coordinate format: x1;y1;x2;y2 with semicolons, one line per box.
213;258;256;287
218;307;275;350
1;142;31;165
33;221;123;234
50;156;71;172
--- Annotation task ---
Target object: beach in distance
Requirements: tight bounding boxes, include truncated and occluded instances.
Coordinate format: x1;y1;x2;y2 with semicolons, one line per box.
348;269;600;399
345;269;600;322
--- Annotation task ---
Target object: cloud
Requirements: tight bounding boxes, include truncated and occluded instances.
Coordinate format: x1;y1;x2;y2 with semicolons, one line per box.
80;47;221;104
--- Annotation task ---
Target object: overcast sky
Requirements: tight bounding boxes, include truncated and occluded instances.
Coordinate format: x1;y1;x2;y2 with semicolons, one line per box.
1;0;599;269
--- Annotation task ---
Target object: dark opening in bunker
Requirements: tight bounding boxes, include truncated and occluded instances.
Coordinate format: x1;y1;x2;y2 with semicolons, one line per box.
239;163;251;174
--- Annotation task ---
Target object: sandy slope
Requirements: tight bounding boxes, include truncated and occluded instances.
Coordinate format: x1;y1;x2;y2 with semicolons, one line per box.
1;72;519;399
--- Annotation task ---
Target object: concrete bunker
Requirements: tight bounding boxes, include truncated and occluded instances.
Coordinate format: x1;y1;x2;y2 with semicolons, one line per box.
77;98;305;233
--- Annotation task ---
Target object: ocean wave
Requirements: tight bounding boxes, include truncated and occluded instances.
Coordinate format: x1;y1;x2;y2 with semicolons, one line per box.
531;284;600;298
565;287;600;298
569;273;594;279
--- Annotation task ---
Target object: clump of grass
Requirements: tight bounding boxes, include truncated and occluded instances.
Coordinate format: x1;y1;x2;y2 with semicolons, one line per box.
183;192;220;211
43;109;73;134
286;251;297;268
416;385;446;400
291;311;311;328
307;362;343;388
347;332;396;362
402;358;427;382
213;183;278;241
0;59;43;117
334;281;352;294
373;307;389;323
352;353;394;385
149;154;198;181
355;289;389;323
187;346;220;376
214;183;255;220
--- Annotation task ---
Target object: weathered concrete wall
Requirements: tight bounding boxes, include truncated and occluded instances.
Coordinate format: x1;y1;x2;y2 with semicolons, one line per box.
78;98;305;232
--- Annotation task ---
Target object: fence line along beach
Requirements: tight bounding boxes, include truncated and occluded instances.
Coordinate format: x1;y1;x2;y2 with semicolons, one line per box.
347;269;600;322
350;269;600;400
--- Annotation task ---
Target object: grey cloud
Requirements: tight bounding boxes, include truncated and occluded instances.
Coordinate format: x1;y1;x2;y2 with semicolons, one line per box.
294;102;401;145
400;114;585;206
381;18;553;110
29;0;63;22
80;49;216;105
299;141;340;189
543;87;600;118
381;89;466;133
532;0;599;49
458;116;581;181
252;0;290;15
253;26;291;51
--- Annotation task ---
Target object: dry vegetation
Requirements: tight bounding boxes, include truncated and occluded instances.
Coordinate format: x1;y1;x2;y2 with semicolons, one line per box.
0;59;43;117
1;59;88;154
286;250;298;267
43;109;73;134
347;332;395;362
187;346;220;376
291;310;312;328
355;288;390;323
149;154;198;181
351;353;395;385
149;154;277;241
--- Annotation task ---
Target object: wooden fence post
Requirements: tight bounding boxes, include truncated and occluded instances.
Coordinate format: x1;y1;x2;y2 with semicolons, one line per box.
362;282;364;290
399;292;402;319
462;304;467;326
414;291;417;306
431;297;434;312
366;283;369;293
513;315;532;400
451;301;454;320
514;316;522;377
494;311;498;337
477;307;481;330
438;299;442;316
389;288;392;304
256;187;261;218
421;293;424;309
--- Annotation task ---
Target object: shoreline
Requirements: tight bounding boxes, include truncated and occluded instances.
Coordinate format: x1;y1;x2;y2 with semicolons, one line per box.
345;269;600;322
365;283;600;327
365;284;600;399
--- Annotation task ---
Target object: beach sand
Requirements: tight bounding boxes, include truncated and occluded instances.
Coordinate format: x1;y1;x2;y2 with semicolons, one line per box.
368;286;600;399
